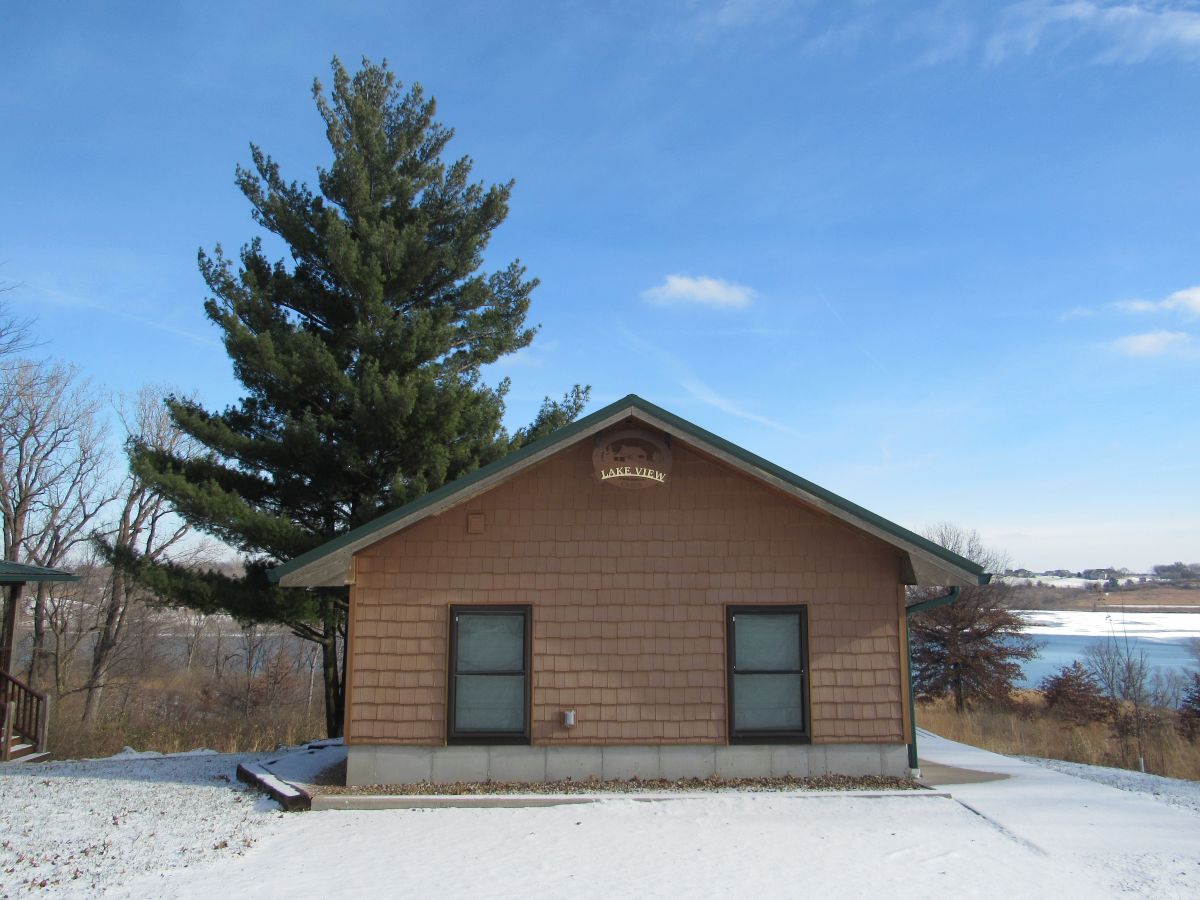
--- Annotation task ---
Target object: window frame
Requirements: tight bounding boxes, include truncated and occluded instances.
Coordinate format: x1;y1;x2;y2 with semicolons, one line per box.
447;604;532;745
726;604;811;744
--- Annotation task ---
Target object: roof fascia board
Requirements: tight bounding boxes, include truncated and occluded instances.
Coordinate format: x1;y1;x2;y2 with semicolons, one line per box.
0;564;79;584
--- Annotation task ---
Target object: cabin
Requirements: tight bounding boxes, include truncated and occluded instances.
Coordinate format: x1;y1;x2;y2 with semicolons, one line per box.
273;395;986;785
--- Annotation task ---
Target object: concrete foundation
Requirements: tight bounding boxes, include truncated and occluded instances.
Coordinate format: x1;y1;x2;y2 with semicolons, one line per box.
346;743;909;786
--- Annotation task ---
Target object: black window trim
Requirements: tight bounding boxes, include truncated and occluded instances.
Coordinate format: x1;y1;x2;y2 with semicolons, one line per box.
447;604;532;745
726;604;811;745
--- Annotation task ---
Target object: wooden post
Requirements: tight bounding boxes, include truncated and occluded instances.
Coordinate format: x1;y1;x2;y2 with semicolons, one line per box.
1;700;14;762
37;692;49;752
1;583;23;674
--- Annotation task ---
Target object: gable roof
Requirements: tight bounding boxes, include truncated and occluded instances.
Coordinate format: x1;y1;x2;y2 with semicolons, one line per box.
271;394;988;589
0;561;80;584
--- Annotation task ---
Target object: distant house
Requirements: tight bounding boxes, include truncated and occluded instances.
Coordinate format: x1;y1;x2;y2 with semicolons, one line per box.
273;395;986;785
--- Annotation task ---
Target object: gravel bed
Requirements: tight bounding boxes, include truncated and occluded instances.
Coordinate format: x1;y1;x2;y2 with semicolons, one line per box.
313;773;920;796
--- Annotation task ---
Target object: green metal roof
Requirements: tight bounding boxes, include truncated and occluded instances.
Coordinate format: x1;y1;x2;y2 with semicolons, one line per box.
271;393;988;588
0;561;79;584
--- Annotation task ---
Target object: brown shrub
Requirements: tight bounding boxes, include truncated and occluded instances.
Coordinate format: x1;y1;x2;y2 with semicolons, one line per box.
1040;661;1116;725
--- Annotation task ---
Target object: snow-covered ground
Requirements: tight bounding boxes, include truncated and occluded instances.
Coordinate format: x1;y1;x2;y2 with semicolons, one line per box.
0;751;283;897
1002;575;1108;589
1016;608;1200;642
1020;756;1200;817
2;734;1199;899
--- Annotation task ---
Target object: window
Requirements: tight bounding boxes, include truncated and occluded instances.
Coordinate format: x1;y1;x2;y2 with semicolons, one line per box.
727;606;809;743
448;605;530;743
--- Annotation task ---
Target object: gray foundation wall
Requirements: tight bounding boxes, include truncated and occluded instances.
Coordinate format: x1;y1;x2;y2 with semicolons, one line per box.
346;743;910;786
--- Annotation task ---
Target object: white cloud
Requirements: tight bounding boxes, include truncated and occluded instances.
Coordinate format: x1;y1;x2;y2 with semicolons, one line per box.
988;1;1200;64
1113;298;1159;312
1164;286;1200;315
1111;330;1191;356
641;274;756;309
1114;285;1200;317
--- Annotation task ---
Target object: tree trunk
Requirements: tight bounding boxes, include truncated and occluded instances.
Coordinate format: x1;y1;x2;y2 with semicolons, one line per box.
82;568;126;725
321;602;343;738
0;583;21;673
28;582;52;689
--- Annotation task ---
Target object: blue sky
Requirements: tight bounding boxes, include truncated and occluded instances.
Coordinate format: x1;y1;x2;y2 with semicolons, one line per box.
3;1;1198;571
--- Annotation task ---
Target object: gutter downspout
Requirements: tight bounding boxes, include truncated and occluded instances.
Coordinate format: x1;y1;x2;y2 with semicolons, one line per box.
904;586;961;773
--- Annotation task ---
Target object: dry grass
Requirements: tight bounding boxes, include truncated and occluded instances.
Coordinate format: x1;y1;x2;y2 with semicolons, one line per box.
918;695;1200;781
44;671;326;760
1010;584;1200;611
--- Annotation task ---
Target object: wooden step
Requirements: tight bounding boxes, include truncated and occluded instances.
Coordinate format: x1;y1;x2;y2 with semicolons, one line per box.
1;748;50;765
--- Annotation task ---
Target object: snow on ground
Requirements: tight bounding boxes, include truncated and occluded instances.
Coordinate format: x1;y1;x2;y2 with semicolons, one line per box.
119;792;1099;900
1015;608;1200;642
0;751;284;897
257;739;343;788
3;734;1199;899
917;730;1200;897
1002;575;1105;589
1020;756;1200;817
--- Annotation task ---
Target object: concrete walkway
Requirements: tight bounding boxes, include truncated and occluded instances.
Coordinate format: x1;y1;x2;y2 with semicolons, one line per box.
917;759;1009;786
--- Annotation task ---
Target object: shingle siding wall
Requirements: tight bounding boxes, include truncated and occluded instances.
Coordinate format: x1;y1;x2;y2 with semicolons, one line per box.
349;441;905;745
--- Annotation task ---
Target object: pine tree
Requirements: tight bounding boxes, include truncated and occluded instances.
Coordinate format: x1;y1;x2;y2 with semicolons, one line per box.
128;58;588;737
1178;673;1200;742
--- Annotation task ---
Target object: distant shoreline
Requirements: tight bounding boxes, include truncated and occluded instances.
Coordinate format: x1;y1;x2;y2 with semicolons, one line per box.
1004;583;1199;614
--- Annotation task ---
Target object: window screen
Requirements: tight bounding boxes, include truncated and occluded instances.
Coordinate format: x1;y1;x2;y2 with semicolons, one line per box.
448;607;530;741
727;606;808;741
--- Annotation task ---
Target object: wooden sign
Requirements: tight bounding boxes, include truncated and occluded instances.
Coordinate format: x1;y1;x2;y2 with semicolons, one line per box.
592;428;672;489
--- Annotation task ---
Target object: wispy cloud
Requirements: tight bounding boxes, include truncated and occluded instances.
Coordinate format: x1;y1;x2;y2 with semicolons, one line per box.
641;274;756;309
1111;329;1191;356
706;0;797;29
22;281;219;347
893;3;977;66
988;1;1200;64
677;376;796;432
1114;285;1200;316
618;326;796;433
1059;305;1095;320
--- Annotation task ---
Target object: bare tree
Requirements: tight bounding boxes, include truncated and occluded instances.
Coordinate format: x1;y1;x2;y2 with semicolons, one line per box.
0;293;38;361
81;387;198;723
42;554;108;696
908;524;1038;711
1084;632;1150;705
179;609;210;672
0;359;111;684
1084;629;1155;772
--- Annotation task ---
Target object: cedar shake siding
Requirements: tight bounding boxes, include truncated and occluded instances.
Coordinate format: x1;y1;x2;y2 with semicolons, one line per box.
347;440;907;746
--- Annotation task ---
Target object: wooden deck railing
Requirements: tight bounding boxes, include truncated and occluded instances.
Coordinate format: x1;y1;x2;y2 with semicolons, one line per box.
1;668;48;761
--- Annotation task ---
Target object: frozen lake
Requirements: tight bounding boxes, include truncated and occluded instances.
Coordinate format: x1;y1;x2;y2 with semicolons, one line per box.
1015;609;1200;688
